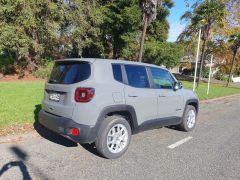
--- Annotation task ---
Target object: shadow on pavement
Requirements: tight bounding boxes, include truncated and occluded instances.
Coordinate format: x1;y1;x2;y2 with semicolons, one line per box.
0;161;31;180
33;104;77;147
0;146;31;180
33;104;104;157
79;143;103;158
165;125;183;132
0;146;50;179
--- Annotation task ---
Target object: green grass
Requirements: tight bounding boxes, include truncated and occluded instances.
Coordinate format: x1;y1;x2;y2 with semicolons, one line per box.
0;81;44;128
0;80;239;128
182;81;240;100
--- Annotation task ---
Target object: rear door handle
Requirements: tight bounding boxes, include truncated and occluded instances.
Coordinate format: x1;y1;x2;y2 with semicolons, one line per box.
128;94;138;98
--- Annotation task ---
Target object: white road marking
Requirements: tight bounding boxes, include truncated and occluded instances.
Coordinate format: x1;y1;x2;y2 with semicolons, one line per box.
168;136;193;149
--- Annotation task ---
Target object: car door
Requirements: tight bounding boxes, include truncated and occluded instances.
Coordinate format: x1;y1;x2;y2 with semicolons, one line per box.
123;64;158;125
149;67;184;118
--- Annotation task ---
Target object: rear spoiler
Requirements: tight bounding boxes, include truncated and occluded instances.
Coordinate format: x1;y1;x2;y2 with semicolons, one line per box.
55;58;96;64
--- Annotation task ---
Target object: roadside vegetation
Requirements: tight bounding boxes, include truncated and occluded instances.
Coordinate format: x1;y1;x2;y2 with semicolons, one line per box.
179;0;240;86
0;0;184;77
0;81;239;129
0;0;238;84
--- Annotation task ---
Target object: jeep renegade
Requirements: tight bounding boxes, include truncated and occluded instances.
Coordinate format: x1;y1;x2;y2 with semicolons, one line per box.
39;58;199;159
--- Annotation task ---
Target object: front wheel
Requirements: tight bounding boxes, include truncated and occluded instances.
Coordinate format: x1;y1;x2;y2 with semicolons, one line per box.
95;115;131;159
177;105;197;132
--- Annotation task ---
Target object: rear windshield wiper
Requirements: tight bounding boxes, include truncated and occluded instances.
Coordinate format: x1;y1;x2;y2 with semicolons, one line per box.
49;79;59;84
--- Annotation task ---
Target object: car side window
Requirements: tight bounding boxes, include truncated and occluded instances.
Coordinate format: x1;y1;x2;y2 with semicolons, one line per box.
112;64;123;83
150;67;175;89
125;65;150;88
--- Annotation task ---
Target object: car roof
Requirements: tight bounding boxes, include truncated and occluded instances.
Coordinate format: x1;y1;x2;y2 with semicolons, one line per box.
55;58;168;71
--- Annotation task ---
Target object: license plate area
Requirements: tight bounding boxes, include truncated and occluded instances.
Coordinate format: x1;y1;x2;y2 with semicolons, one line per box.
49;93;60;102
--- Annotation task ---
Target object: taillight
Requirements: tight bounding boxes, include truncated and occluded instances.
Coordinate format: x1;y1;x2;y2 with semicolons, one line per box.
75;88;95;102
70;128;79;136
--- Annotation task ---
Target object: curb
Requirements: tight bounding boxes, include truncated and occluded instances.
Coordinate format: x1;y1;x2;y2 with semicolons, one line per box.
200;94;240;104
0;131;39;144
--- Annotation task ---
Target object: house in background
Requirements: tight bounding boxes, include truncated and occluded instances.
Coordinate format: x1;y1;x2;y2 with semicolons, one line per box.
170;55;219;77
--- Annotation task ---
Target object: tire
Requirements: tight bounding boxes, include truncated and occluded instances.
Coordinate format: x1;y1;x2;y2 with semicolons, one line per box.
177;105;197;132
95;115;131;159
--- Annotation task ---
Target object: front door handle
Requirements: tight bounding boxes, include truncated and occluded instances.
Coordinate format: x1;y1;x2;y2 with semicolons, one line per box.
159;95;166;97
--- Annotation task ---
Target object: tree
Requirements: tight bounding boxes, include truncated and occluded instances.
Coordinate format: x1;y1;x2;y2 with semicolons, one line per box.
0;0;63;72
179;0;226;86
138;0;161;62
0;0;180;76
99;0;174;62
144;41;184;68
226;33;240;86
58;0;104;58
100;0;142;59
0;0;104;74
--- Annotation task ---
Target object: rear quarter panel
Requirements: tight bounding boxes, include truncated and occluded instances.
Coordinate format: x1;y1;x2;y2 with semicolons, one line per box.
72;61;125;126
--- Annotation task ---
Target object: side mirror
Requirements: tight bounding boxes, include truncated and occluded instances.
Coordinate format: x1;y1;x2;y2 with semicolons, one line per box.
173;82;182;91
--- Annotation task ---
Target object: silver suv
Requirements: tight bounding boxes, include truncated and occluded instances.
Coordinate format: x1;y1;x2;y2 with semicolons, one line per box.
39;58;199;159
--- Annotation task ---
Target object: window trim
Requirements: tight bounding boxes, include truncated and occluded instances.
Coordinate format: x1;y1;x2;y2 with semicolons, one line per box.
146;67;156;89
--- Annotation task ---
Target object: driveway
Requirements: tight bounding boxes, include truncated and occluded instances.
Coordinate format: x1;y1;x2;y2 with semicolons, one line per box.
0;95;240;180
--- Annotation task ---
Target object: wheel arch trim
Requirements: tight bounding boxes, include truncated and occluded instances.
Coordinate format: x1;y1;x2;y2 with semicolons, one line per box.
88;105;139;142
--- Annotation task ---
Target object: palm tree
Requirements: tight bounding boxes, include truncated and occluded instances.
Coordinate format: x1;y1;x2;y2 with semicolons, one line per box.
226;33;240;87
138;0;162;62
179;0;225;86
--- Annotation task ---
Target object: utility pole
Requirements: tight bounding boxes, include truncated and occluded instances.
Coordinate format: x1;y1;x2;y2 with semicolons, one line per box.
207;55;213;95
193;29;201;92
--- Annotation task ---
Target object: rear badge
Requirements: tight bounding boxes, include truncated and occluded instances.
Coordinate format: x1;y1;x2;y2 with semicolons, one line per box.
49;93;60;102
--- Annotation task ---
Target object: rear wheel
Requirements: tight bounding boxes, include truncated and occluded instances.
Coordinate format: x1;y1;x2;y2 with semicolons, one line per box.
95;115;131;159
177;105;197;132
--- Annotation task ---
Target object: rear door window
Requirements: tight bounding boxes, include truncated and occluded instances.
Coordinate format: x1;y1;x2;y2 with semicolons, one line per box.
125;65;150;88
49;61;91;84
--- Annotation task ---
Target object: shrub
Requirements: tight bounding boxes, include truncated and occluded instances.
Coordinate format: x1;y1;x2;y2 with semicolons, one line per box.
215;70;228;81
0;55;16;74
202;67;209;78
182;67;210;78
33;60;54;79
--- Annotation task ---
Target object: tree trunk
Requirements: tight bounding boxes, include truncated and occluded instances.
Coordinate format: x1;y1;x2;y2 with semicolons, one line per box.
197;24;211;87
226;52;237;87
138;14;148;62
197;38;207;87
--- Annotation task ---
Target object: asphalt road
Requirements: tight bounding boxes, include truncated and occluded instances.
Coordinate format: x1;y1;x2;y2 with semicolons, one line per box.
0;95;240;180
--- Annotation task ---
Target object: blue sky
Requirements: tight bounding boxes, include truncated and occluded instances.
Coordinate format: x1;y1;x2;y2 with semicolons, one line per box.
167;0;191;42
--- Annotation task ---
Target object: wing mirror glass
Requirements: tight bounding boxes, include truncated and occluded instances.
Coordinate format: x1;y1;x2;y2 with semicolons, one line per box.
173;82;182;91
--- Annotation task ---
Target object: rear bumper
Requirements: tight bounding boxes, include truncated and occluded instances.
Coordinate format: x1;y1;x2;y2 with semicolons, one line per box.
38;110;96;143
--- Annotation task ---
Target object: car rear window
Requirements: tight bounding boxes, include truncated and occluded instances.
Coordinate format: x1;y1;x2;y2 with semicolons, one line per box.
49;61;91;84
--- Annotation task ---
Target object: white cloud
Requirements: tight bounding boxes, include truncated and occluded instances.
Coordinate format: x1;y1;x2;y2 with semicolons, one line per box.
168;23;186;42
